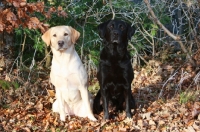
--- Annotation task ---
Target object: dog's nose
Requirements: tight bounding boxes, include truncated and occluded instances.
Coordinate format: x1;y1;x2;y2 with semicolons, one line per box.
113;31;119;37
58;41;64;47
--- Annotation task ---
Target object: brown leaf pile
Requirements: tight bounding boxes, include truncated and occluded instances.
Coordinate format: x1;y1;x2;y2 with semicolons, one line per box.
0;65;199;131
0;0;67;33
0;48;200;131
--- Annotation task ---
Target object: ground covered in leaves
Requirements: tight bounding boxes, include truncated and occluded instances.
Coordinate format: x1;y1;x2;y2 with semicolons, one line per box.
0;53;200;132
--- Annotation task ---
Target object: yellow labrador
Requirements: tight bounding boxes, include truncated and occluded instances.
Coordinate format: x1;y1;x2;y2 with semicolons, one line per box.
42;26;96;121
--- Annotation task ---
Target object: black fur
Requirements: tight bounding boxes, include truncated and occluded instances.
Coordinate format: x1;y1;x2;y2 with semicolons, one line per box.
93;19;136;120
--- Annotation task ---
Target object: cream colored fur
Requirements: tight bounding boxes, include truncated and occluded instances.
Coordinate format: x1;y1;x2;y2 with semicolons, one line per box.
42;26;96;121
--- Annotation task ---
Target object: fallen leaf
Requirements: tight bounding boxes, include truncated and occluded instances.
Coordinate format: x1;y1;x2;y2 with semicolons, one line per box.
159;120;165;125
47;90;55;97
149;120;156;125
187;120;194;127
192;108;200;119
193;121;200;130
137;119;143;128
119;127;127;132
142;112;151;120
186;126;196;132
35;100;43;111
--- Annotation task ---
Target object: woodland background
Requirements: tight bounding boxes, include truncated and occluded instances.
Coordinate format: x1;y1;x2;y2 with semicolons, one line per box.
0;0;200;131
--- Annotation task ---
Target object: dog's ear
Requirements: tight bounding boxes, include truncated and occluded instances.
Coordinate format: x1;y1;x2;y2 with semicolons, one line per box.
98;20;111;38
42;28;51;46
127;24;135;40
69;26;80;44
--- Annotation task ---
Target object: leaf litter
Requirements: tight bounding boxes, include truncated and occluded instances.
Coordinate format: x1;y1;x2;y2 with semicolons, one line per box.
0;55;200;131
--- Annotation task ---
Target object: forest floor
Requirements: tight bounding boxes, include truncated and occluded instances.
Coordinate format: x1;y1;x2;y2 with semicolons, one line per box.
0;50;200;132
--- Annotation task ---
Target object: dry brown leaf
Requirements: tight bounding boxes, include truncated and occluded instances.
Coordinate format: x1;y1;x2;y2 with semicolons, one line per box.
53;117;59;126
150;125;156;130
149;120;156;125
192;108;200;119
187;120;194;127
158;120;165;125
23;127;31;132
186;126;196;132
123;117;133;124
5;74;11;81
193;121;200;130
162;65;173;70
119;127;127;132
161;111;170;118
194;102;200;109
35;100;43;111
51;127;56;132
137;119;143;128
47;90;55;97
142;112;151;120
20;2;26;7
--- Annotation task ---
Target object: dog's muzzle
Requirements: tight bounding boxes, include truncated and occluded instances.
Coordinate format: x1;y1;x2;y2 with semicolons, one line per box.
58;40;64;48
111;31;120;44
57;40;67;51
57;40;68;51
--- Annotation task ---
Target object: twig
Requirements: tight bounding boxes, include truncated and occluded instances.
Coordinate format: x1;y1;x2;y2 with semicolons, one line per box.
177;70;190;90
20;33;26;66
39;50;51;66
27;47;37;82
158;72;178;99
129;43;148;65
143;0;195;65
109;0;115;20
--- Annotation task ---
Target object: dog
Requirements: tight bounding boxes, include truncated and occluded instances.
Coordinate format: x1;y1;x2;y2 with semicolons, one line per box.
93;20;136;120
42;26;96;121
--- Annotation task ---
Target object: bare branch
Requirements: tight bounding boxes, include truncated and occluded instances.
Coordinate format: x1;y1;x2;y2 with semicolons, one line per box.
109;0;115;20
143;0;195;65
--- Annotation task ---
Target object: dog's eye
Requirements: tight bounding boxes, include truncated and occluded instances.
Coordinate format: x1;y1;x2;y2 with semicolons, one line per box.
53;34;56;37
64;33;68;36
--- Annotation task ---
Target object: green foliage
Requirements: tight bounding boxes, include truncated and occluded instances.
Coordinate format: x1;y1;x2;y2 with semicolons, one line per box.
10;0;173;77
150;24;159;37
14;27;45;64
0;80;10;89
0;80;19;90
179;91;197;104
10;0;172;68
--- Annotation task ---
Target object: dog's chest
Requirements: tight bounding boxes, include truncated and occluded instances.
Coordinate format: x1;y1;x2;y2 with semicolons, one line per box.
51;56;79;78
52;64;70;77
106;64;125;81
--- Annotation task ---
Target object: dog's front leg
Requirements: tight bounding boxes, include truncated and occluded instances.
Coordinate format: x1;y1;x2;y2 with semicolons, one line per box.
80;86;97;121
101;87;109;120
55;88;66;121
124;88;132;118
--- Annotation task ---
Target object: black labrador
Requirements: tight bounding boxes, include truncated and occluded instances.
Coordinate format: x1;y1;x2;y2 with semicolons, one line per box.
93;19;136;120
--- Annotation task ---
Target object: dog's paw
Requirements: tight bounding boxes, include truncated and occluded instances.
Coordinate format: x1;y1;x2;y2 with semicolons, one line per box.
88;114;97;121
126;112;132;118
52;101;59;112
60;114;66;121
103;115;109;120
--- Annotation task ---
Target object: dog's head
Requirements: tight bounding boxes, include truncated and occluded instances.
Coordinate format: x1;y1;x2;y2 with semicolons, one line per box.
42;26;80;51
98;20;135;45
